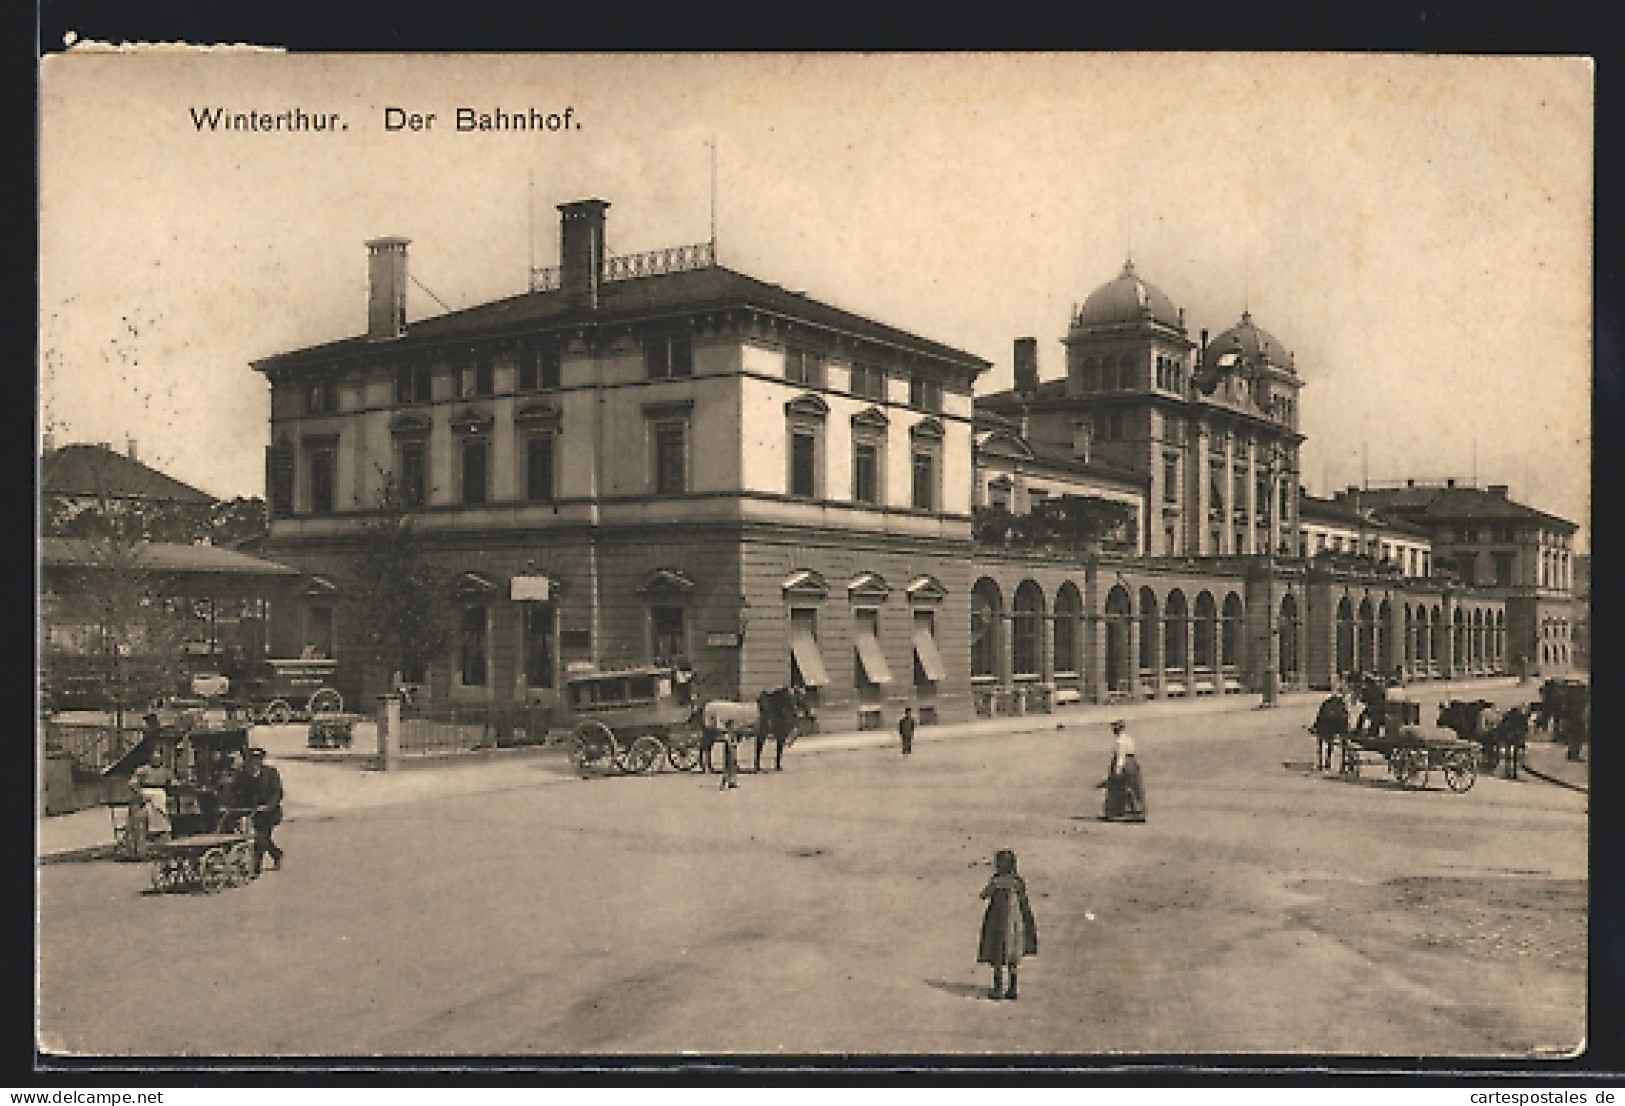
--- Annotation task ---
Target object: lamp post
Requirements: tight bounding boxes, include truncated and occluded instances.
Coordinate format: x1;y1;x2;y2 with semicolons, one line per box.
1261;445;1284;708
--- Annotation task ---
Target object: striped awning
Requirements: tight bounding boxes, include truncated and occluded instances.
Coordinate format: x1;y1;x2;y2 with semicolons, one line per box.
854;629;893;685
789;627;830;687
913;626;947;683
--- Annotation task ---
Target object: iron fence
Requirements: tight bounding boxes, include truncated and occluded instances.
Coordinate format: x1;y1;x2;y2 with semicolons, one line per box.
43;720;144;775
394;702;564;755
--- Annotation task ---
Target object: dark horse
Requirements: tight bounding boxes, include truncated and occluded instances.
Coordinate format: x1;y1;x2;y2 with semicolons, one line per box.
1437;700;1528;779
1308;693;1350;772
752;685;815;771
1532;679;1589;761
695;686;816;773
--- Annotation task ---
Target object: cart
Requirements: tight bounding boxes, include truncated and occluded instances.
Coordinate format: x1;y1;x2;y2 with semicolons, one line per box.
1339;728;1479;793
232;658;343;724
107;721;253;858
565;666;706;776
145;827;257;893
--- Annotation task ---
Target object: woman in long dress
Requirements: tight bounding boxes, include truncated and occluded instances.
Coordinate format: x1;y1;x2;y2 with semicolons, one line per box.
1102;719;1146;822
977;849;1037;1000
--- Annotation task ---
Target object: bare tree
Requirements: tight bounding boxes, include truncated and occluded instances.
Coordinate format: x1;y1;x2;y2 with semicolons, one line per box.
341;483;454;694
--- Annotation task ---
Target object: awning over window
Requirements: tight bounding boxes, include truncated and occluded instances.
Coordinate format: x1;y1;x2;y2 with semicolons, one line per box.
854;629;894;685
789;627;831;687
913;626;947;682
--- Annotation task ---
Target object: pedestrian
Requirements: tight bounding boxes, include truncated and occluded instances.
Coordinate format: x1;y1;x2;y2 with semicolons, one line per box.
126;739;173;858
229;746;285;874
898;706;916;756
719;720;740;790
1100;719;1147;822
977;849;1037;1000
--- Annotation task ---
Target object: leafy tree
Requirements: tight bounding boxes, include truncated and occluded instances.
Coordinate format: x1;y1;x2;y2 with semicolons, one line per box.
341;484;453;690
974;495;1136;551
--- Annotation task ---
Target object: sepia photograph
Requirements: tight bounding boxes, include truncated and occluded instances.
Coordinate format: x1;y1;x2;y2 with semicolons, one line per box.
37;51;1591;1060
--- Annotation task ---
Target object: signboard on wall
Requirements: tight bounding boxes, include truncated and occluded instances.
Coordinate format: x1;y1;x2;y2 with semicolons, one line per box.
510;576;551;602
705;631;741;648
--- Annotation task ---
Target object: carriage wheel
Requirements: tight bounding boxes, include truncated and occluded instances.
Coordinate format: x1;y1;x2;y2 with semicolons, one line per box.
1406;753;1430;790
623;736;662;775
572;721;619;776
201;848;231;893
150;859;173;894
263;700;293;725
1389;751;1413;786
230;841;256;884
308;688;343;716
1445;752;1477;793
666;737;701;772
1340;745;1360;778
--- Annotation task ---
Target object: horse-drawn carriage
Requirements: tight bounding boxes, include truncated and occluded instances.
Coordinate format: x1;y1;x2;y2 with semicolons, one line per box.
564;666;814;777
1309;691;1477;792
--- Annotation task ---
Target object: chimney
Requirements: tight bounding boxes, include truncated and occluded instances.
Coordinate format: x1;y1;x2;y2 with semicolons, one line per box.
366;237;410;340
1487;484;1509;498
42;433;54;454
126;438;138;462
1405;478;1414;487
558;199;610;310
1446;478;1456;488
1013;337;1039;396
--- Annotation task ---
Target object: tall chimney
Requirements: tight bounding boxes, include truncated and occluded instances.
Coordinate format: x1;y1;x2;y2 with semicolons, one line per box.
366;236;410;341
42;433;54;454
558;199;610;310
1013;337;1039;396
126;438;137;462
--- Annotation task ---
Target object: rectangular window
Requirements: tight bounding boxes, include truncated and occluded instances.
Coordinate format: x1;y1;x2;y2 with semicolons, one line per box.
464;357;494;398
854;607;891;702
650;605;686;665
306;377;338;415
790;431;818;498
851;363;886;400
308;448;335;514
853;441;880;505
909;375;941;412
1109;412;1125;441
786;347;824;387
399;440;427;507
646;336;693;380
459;606;487;686
519;346;562;391
525;435;556;502
914;609;946;689
1163;453;1180;503
911;450;936;510
305;606;333;658
461;439;488;504
395;365;433;405
789;608;829;698
524;604;554;689
268;445;294;519
1494;552;1516;586
654;421;687;495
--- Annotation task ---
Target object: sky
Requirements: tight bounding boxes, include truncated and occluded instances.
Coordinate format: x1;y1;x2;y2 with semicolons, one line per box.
39;53;1593;547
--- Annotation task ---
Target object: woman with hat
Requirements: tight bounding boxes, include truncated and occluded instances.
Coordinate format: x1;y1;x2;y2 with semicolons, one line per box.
1100;719;1146;822
229;746;285;874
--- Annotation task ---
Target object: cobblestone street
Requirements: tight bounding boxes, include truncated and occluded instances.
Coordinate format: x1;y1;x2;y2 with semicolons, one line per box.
38;683;1586;1058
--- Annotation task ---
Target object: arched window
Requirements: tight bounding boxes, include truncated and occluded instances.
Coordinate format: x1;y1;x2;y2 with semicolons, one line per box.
1053;583;1083;677
1012;581;1045;679
1378;599;1394;675
1431;606;1446;674
1105;585;1133;692
1221;593;1243;670
1280;593;1301;680
1193;591;1217;670
1164;589;1189;672
1336;596;1355;677
1357;598;1376;673
1138;588;1159;683
971;578;1003;679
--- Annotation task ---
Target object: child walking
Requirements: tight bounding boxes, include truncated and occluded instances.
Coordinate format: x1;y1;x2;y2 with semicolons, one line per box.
977;849;1037;1000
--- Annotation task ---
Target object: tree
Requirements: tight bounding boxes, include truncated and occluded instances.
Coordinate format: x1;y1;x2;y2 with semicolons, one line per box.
341;484;453;691
973;494;1136;551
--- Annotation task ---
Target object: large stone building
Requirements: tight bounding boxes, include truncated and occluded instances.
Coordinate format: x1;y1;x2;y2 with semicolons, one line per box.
255;200;987;728
251;200;1566;730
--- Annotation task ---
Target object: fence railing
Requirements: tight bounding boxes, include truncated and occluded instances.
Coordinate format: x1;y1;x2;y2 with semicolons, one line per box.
43;721;144;775
394;702;564;755
529;241;715;293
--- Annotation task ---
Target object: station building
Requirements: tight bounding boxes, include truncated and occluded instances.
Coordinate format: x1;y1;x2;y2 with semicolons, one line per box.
252;199;1564;732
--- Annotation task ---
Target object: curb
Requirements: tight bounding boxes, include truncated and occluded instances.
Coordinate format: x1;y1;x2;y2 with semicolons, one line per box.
1520;762;1588;795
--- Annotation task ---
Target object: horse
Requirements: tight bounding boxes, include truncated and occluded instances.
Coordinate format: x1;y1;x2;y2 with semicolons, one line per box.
694;686;816;773
1308;693;1350;772
752;685;815;772
1437;699;1527;776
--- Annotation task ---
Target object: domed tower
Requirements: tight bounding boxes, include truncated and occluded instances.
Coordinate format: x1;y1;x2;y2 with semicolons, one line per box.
1195;309;1304;558
1062;260;1198;554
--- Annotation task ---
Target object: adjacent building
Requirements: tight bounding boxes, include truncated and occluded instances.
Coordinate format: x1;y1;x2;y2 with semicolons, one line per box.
248;199;1573;730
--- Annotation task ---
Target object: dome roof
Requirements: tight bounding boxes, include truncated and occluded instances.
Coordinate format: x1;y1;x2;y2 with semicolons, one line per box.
1201;310;1295;375
1072;260;1184;331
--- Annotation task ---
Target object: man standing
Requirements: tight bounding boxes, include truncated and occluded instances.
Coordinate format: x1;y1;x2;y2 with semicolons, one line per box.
230;747;285;874
898;707;916;756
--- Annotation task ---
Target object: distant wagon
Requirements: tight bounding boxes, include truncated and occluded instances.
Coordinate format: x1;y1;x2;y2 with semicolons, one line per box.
233;658;343;724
